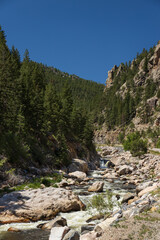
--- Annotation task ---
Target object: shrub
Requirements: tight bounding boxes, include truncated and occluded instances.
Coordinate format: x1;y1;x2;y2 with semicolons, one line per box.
156;138;160;148
87;190;115;215
123;132;147;157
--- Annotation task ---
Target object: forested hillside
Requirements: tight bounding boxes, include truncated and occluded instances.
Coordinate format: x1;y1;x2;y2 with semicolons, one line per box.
0;26;104;168
95;41;160;147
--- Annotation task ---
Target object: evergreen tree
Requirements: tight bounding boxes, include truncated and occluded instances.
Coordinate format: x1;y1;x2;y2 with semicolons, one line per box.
0;26;18;132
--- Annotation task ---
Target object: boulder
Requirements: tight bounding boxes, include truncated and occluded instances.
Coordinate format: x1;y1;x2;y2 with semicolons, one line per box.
136;181;153;194
80;231;99;240
117;165;133;175
63;230;80;240
7;227;21;232
81;224;95;233
86;214;104;223
69;171;87;180
49;226;70;240
121;192;135;203
38;216;67;230
138;184;158;197
0;187;85;223
58;180;69;188
68;159;88;173
94;215;117;232
88;181;104;192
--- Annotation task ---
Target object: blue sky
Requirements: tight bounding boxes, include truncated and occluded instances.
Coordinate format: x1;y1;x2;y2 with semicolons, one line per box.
0;0;159;84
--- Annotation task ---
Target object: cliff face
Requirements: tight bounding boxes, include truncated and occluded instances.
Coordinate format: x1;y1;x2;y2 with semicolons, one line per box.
95;41;160;145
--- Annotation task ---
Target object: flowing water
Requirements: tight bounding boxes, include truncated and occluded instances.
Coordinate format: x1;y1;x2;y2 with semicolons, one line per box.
0;168;135;240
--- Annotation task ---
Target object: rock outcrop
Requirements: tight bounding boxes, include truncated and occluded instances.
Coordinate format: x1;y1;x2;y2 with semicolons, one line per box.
0;187;85;223
68;159;88;173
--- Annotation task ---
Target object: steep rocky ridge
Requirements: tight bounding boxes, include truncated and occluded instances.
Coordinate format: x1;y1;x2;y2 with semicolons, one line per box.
95;41;160;146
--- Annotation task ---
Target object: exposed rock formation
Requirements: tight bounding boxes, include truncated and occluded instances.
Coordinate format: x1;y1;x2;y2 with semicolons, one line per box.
105;65;117;88
68;159;88;173
0;187;85;224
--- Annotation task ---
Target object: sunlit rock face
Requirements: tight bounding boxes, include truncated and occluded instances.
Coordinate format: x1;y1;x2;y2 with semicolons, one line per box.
0;187;85;224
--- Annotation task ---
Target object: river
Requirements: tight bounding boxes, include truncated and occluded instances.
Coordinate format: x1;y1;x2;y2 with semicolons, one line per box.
0;168;135;240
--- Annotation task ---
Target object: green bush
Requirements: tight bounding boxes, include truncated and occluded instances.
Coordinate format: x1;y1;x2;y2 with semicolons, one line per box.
156;138;160;148
123;132;147;157
87;190;114;215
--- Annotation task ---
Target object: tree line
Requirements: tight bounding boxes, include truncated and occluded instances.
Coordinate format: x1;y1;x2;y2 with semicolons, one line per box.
0;26;104;167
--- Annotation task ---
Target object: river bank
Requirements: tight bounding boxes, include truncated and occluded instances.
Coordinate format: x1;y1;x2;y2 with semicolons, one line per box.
0;146;160;239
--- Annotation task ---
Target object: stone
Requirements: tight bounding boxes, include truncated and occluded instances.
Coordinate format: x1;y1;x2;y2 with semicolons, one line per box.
58;180;69;188
49;226;70;240
88;181;104;192
138;184;158;197
121;192;135;203
80;231;98;240
64;230;80;240
128;197;138;205
94;215;117;232
139;204;151;213
102;172;117;179
136;181;153;194
0;187;85;223
147;96;158;109
68;159;88;173
81;224;95;233
7;227;21;232
69;171;87;180
39;216;67;230
86;214;104;223
117;165;133;175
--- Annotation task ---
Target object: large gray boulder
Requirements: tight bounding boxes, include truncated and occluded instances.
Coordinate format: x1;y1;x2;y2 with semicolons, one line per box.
88;181;104;192
0;187;85;223
117;165;133;175
38;216;67;230
69;171;87;180
49;226;70;240
68;159;88;173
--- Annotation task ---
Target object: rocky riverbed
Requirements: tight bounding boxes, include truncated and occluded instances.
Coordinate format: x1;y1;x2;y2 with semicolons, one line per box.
0;146;160;240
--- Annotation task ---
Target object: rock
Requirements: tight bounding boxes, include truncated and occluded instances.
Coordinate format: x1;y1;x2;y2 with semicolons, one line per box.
68;159;88;173
94;215;117;232
69;171;87;180
102;172;117;179
138;184;158;197
38;216;67;230
121;192;135;203
139;204;151;213
117;165;133;175
7;227;21;232
80;231;98;240
147;96;158;109
102;150;112;156
128;196;138;205
81;224;95;233
86;214;104;223
88;181;104;192
136;181;153;194
64;230;80;240
58;180;69;188
0;187;85;223
49;226;70;240
28;166;41;175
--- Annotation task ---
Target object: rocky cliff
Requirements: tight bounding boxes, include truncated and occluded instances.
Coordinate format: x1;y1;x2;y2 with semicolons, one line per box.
95;41;160;146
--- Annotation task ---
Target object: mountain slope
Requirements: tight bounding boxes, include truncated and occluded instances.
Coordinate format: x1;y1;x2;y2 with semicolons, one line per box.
95;41;160;146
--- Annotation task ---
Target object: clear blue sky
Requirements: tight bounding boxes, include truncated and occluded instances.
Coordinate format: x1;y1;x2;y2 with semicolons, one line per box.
0;0;159;84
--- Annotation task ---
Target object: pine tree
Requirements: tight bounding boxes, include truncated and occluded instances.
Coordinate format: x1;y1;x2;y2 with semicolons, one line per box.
43;83;61;133
0;26;18;132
